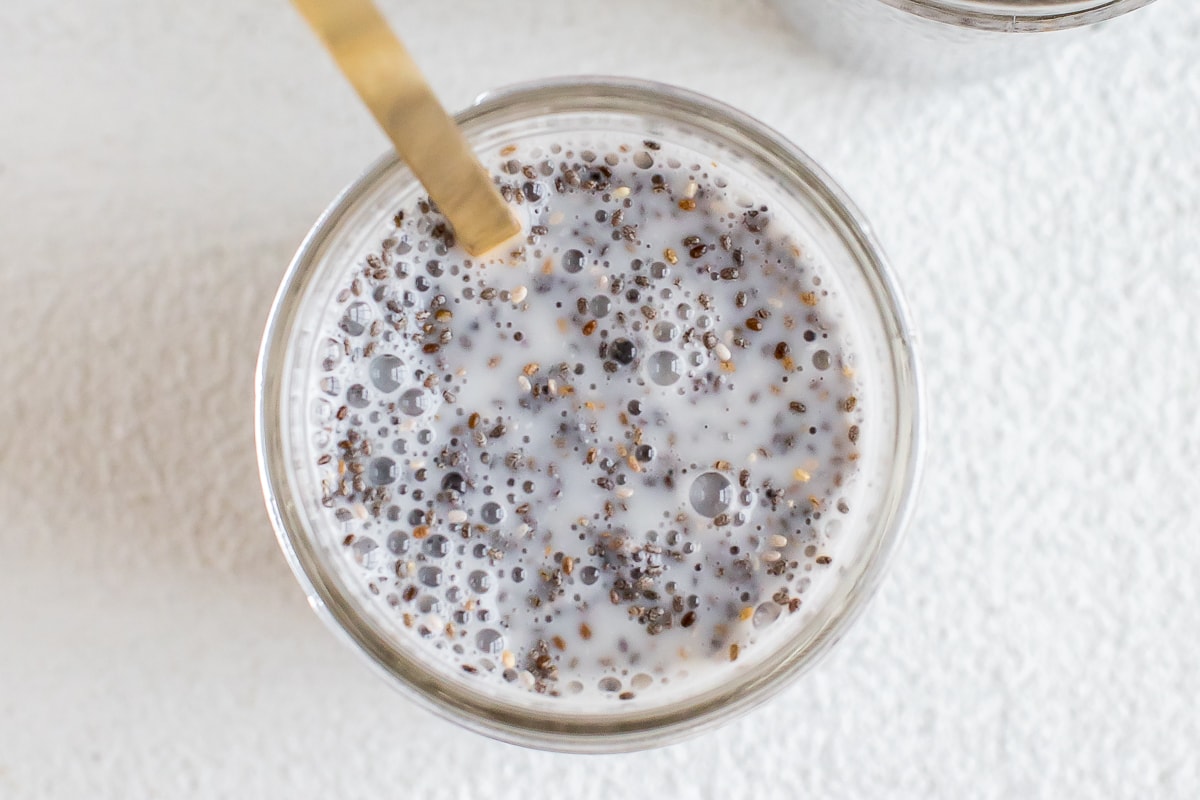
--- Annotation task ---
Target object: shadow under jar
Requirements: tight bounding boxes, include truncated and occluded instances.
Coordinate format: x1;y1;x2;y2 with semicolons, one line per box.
256;77;923;752
773;0;1160;79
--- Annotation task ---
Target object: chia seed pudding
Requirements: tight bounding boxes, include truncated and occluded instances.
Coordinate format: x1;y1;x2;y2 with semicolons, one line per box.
260;80;921;747
308;135;864;700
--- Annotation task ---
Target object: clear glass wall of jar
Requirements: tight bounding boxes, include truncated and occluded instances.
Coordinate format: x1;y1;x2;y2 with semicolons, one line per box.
256;78;923;752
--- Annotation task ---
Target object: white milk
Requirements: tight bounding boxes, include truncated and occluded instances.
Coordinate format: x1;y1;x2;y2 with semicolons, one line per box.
302;136;870;705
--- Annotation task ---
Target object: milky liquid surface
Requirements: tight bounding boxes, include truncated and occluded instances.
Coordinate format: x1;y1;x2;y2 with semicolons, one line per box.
301;136;869;704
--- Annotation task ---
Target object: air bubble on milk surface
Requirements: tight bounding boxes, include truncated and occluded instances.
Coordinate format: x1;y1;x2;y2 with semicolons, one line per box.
311;398;332;422
320;338;342;371
398;388;428;416
476;628;505;655
468;570;492;593
347;384;371;408
689;472;732;518
441;472;465;494
340;302;371;336
351;537;379;569
423;534;450;558
480;502;505;525
647;351;681;385
369;355;404;392
562;249;585;273
369;457;397;485
631;673;654;690
752;602;782;628
419;566;443;587
386;530;409;555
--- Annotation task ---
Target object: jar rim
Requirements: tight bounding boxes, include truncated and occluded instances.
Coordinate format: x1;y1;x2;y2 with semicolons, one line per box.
255;76;925;752
873;0;1155;31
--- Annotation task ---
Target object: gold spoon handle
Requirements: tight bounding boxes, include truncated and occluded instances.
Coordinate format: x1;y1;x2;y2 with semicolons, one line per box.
291;0;519;256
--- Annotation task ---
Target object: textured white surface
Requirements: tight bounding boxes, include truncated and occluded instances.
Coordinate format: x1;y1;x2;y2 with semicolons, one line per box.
2;0;1198;797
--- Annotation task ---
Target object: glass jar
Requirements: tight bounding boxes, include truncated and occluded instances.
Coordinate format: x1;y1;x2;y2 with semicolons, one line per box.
256;77;923;752
772;0;1159;79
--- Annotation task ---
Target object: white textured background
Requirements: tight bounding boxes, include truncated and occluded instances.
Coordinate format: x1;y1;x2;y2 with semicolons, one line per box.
2;1;1197;797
